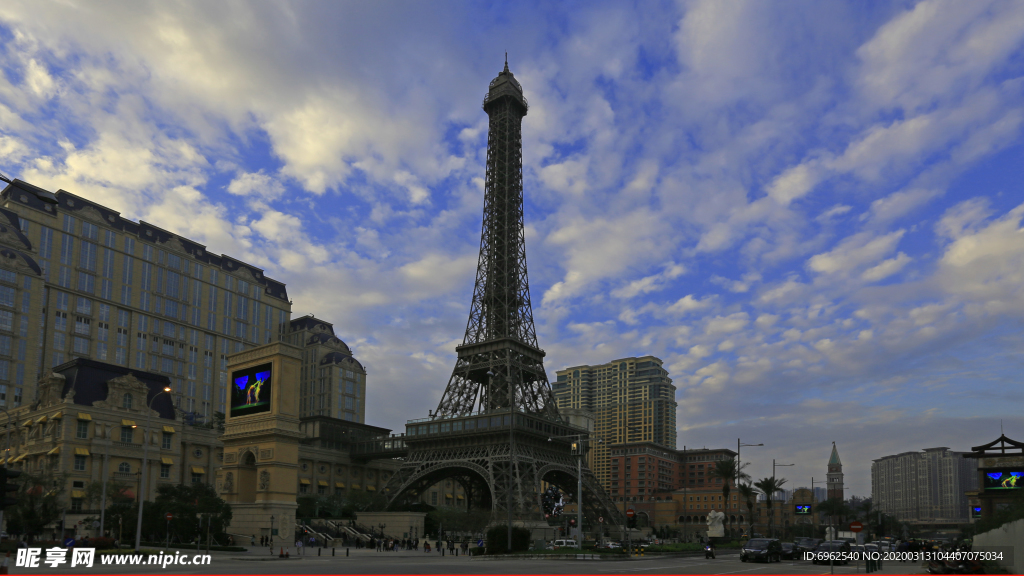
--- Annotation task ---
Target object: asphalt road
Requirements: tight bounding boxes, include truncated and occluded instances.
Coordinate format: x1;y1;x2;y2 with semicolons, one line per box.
18;547;926;575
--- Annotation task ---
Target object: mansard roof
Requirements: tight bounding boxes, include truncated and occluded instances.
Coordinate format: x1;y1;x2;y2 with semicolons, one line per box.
46;357;176;420
320;351;364;372
289;314;335;335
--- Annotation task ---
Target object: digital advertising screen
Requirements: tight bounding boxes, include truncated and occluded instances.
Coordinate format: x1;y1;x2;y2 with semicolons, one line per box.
971;506;982;518
983;470;1022;490
230;363;272;417
795;504;812;515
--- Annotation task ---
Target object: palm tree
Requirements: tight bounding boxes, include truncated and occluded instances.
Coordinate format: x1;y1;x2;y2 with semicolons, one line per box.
736;482;758;538
754;476;788;538
708;458;750;515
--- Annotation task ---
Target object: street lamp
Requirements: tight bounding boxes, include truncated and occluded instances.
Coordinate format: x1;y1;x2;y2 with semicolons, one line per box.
737;439;763;486
548;433;599;550
771;460;794;538
270;515;275;550
134;385;172;553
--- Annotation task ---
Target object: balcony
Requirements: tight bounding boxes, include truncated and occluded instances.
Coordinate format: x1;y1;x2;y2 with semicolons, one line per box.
114;442;139;449
113;471;138;480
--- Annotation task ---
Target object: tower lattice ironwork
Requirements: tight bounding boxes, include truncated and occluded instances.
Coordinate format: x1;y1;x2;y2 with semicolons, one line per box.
377;60;624;532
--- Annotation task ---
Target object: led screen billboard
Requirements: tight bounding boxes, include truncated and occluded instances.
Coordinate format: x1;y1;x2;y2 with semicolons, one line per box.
971;506;982;518
983;470;1022;490
795;504;812;515
230;363;272;417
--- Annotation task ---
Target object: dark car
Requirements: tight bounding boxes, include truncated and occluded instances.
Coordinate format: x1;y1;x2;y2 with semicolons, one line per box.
811;540;852;565
740;538;783;563
780;542;797;560
794;537;822;555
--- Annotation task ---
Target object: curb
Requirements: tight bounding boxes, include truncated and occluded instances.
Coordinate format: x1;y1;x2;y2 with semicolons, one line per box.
474;553;630;561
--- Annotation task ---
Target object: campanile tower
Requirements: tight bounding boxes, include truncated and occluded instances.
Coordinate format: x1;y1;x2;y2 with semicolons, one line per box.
827;441;844;500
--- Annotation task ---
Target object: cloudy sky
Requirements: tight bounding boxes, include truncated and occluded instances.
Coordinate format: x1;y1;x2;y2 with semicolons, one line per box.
3;0;1024;497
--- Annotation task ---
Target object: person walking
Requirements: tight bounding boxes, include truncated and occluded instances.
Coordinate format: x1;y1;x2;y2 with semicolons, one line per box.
251;535;256;547
295;539;303;555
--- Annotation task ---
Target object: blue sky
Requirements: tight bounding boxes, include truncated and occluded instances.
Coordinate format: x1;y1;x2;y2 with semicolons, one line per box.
2;0;1024;497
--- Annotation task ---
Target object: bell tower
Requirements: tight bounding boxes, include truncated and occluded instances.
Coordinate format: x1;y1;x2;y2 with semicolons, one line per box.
827;441;844;501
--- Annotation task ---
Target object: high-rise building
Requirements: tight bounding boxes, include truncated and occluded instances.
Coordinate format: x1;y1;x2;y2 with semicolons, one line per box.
0;178;292;417
827;442;844;501
872;447;978;521
554;356;677;492
285;315;366;422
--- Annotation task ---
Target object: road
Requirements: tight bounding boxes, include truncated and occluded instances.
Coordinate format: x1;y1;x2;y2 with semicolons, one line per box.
19;547;926;574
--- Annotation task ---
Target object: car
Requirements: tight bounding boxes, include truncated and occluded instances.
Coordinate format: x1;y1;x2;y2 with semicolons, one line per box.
552;539;577;548
794;537;822;555
811;540;852;565
740;538;783;563
865;543;880;554
780;542;797;560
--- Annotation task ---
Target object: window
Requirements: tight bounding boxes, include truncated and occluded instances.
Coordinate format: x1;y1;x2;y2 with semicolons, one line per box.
72;337;89;355
73;455;87;471
76;421;89;439
71;498;84;512
299;483;309;494
118;462;130;474
0;286;13;308
162;432;172;450
160;464;171;479
120;427;134;443
123;393;133;409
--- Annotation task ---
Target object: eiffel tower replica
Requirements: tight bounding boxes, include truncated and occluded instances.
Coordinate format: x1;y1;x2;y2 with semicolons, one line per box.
379;59;624;532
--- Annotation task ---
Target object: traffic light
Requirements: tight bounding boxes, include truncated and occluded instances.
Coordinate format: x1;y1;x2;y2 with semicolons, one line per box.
0;467;22;510
571;441;581;455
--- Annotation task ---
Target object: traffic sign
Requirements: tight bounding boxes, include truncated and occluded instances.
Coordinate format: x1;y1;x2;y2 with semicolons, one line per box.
165;513;173;521
849;521;864;533
598;516;604;523
63;538;75;547
77;520;83;525
626;508;635;518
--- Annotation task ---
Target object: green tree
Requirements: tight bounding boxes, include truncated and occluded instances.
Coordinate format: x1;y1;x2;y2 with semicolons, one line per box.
818;497;850;537
736;482;758;538
753;476;787;538
140;483;232;544
5;470;69;542
708;458;750;516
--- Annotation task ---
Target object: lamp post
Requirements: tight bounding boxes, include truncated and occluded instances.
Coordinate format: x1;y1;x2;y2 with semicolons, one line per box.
737;440;762;536
134;385;172;553
772;460;794;538
548;433;601;550
270;515;275;549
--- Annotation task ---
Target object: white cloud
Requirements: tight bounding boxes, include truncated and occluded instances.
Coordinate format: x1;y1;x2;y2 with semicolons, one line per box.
227;171;285;201
807;230;905;276
667;294;713;315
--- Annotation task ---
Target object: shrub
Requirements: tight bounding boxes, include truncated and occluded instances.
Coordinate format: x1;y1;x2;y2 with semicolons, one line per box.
485;526;531;554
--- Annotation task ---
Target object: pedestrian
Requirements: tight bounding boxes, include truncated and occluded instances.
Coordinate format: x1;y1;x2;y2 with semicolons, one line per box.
1;551;9;575
296;539;303;555
251;535;256;547
309;535;316;548
461;540;468;557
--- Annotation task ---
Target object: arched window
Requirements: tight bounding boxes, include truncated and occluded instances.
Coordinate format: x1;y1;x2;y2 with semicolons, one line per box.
118;462;130;473
123;393;133;410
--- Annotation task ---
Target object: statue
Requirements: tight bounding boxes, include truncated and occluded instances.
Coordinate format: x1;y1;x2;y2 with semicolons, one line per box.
706;509;726;538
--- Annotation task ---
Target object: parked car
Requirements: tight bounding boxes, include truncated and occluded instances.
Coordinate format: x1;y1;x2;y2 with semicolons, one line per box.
811;540;852;565
794;537;822;555
740;538;783;563
552;539;577;548
780;542;797;560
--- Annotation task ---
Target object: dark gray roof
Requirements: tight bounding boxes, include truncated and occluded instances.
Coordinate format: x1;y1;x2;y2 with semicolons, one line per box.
319;351;364;371
52;358;176;420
